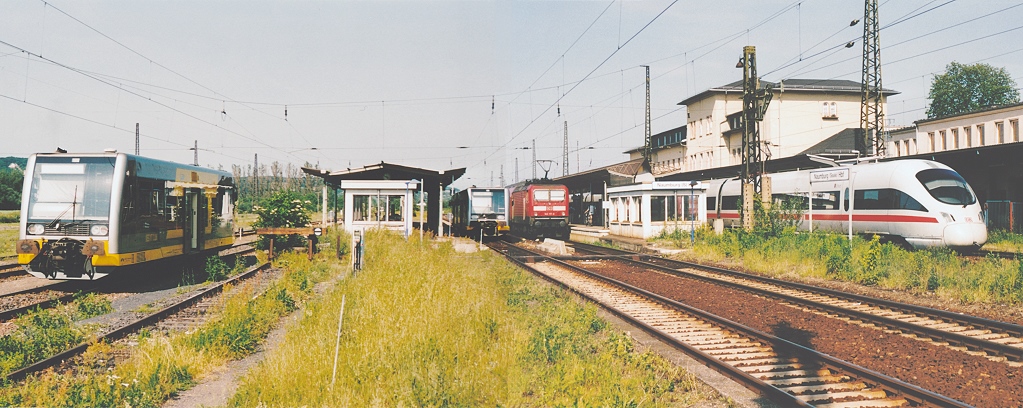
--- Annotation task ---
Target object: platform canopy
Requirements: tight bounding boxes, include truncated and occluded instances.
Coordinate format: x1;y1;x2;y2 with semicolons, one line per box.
302;162;465;233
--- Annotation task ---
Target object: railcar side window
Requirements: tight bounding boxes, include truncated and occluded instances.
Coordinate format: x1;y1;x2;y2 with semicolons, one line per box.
721;195;740;211
811;191;840;210
707;197;716;211
853;189;927;211
915;168;976;205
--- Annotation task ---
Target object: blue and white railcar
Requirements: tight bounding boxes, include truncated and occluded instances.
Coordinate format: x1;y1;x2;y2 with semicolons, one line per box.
706;159;987;250
450;187;509;238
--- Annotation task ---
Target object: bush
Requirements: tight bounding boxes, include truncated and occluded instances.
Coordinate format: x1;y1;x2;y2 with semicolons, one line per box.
252;191;312;250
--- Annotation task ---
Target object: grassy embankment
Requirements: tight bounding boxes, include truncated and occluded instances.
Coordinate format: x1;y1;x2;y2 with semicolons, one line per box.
655;227;1023;304
0;250;341;407
227;230;718;407
0;210;18;258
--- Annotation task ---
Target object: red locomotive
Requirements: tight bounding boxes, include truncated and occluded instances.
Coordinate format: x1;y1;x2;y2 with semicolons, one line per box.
509;182;570;239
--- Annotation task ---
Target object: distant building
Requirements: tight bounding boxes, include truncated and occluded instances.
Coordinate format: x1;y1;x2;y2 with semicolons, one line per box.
628;79;898;175
893;102;1023;157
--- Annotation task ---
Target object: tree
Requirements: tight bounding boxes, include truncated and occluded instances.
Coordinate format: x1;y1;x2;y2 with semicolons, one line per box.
927;62;1020;119
0;169;22;210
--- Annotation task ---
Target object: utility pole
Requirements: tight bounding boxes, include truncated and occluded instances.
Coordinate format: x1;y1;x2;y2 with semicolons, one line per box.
515;157;519;184
193;140;198;166
739;46;773;231
641;65;652;171
576;141;580;173
531;139;537;180
500;164;505;187
254;154;259;198
860;0;885;157
135;123;139;155
563;121;569;177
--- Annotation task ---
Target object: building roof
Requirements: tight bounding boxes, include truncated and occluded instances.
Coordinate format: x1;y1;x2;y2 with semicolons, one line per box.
677;78;899;107
301;161;465;188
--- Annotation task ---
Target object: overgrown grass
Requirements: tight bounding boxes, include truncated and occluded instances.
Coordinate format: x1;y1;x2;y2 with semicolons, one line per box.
0;223;18;258
0;210;18;223
228;230;715;407
682;228;1023;304
984;230;1023;253
0;294;113;378
0;251;342;407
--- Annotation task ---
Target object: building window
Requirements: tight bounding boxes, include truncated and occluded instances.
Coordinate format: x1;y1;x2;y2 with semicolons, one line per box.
928;132;935;152
996;121;1005;144
821;102;837;119
963;127;972;147
1012;120;1020;142
894;141;901;156
939;130;946;151
978;124;986;145
950;128;958;149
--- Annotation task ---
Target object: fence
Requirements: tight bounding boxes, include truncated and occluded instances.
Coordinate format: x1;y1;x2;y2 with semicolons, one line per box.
986;201;1023;232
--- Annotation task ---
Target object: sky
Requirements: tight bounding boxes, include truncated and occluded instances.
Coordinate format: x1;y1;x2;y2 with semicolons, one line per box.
1;0;1021;189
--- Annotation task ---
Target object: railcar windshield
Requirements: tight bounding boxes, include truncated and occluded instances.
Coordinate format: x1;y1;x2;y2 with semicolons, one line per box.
915;168;976;206
27;157;115;222
471;190;505;214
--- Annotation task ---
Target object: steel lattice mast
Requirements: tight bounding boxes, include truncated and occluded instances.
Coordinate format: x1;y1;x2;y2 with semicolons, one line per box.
740;46;772;193
860;0;885;157
642;65;652;171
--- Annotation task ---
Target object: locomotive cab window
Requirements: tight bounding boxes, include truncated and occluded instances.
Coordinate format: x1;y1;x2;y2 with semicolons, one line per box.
471;190;505;214
915;168;976;206
27;158;115;223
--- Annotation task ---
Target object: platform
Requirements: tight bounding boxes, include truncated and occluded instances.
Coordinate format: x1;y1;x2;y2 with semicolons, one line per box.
571;224;684;255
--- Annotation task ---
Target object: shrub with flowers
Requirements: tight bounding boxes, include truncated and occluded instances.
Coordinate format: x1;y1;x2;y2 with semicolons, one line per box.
252;191;313;250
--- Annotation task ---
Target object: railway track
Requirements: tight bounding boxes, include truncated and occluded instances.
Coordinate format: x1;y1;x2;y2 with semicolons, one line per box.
5;258;271;383
490;240;969;407
0;244;256;324
0;260;25;280
0;281;98;322
567;240;1023;365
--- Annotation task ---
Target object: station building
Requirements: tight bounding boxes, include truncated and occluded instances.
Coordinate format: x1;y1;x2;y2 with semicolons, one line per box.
303;162;464;235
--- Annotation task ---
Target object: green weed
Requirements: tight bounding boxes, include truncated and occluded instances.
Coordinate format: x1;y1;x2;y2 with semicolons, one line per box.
204;255;230;282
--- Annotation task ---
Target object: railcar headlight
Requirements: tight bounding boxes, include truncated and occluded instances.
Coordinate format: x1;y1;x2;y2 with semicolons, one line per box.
27;224;44;235
471;214;479;221
940;212;955;223
91;225;109;236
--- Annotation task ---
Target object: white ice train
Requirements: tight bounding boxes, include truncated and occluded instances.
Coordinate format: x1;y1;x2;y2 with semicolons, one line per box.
705;159;987;250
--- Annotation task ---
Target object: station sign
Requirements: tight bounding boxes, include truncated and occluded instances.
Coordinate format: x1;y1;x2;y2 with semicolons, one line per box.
652;181;702;190
810;168;849;183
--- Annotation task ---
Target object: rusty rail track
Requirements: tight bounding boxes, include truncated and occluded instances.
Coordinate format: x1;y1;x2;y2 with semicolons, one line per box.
568;240;1023;364
490;240;969;407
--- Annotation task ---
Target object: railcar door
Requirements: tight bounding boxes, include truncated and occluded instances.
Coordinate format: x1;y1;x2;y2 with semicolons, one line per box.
183;190;200;252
